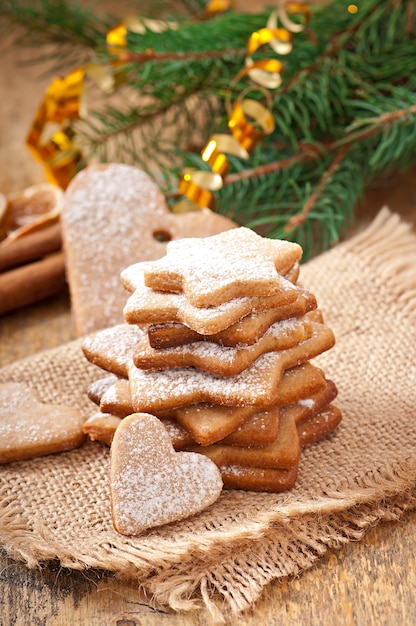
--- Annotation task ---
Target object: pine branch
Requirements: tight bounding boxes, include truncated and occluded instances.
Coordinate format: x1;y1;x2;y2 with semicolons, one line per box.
0;0;114;70
211;97;416;258
0;1;110;43
2;0;416;258
76;89;221;179
283;146;349;233
124;46;245;64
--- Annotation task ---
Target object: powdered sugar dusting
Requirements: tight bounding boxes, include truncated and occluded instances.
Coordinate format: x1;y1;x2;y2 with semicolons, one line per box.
0;383;85;462
62;164;169;334
122;264;298;335
110;414;223;535
82;324;145;376
133;317;308;375
143;227;302;306
127;323;332;412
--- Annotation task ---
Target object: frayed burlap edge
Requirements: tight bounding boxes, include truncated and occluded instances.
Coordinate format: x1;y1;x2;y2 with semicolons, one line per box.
1;207;416;621
144;481;416;623
2;461;414;624
1;460;415;623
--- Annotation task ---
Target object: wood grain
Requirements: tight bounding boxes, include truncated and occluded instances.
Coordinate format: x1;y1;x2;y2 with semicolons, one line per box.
1;1;415;624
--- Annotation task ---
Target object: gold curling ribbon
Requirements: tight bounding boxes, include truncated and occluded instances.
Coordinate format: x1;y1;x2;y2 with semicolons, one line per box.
26;68;86;188
274;2;311;34
174;2;310;212
228;96;275;153
174;134;249;212
201;0;233;17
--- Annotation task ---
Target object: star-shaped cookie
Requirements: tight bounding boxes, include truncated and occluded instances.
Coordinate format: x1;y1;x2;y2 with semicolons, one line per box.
122;263;299;336
142;227;302;307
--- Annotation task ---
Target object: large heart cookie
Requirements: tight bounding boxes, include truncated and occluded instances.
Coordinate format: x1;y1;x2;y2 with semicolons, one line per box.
0;382;85;463
110;413;223;535
61;164;236;336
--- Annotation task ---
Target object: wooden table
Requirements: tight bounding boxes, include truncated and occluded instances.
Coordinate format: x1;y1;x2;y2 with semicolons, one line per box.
1;6;416;624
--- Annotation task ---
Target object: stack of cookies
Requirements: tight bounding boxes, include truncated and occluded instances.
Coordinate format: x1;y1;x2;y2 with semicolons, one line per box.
82;227;342;492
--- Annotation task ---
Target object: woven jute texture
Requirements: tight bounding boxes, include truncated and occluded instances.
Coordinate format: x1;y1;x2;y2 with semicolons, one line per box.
1;208;415;621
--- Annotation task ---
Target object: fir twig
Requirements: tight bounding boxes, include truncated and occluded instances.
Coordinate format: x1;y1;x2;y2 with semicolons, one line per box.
2;0;416;258
0;0;114;70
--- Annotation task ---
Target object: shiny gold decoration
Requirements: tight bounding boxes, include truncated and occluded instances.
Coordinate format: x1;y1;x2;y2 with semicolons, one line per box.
174;1;310;213
228;95;275;152
174;134;248;211
203;0;233;16
276;2;311;33
26;68;86;188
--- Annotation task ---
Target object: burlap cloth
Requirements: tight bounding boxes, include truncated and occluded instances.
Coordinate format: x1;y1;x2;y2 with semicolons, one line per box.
1;208;415;621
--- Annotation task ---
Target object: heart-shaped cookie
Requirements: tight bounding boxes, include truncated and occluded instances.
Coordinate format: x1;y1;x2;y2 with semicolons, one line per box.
0;382;85;463
110;413;223;535
61;164;236;336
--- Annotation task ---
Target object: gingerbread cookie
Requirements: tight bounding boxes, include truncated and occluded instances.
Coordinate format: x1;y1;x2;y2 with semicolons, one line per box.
84;410;192;450
127;323;335;413
86;374;118;405
83;412;122;446
122;263;299;335
219;405;342;492
223;376;338;447
82;324;141;378
110;413;223;535
146;288;317;349
142;227;302;307
0;382;85;463
186;408;302;470
62;163;236;335
173;363;327;446
132;317;313;376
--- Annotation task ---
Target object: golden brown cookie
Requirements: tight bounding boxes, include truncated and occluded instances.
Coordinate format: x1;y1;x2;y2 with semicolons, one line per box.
127;323;335;413
122;263;299;336
186;408;301;470
82;324;142;378
297;404;343;448
110;413;223;535
133;317;313;376
142;227;302;307
223;376;338;447
83;412;123;446
84;410;193;450
219;464;298;493
146;288;317;349
62;163;236;335
219;405;342;492
87;374;119;405
173;363;326;446
0;382;85;463
98;378;133;418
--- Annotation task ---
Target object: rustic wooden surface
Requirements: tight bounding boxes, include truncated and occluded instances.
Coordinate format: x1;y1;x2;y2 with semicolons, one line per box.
1;3;416;625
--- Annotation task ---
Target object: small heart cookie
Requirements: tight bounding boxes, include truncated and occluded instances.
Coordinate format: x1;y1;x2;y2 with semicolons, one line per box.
0;382;85;463
110;413;223;535
62;163;236;336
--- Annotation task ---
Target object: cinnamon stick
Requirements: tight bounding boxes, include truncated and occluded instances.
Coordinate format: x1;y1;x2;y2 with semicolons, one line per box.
0;252;67;315
0;222;62;272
